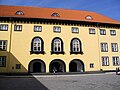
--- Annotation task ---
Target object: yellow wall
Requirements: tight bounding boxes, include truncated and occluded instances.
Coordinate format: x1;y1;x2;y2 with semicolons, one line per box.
0;21;120;73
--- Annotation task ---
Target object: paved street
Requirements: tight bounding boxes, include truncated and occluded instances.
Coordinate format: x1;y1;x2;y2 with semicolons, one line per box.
0;73;120;90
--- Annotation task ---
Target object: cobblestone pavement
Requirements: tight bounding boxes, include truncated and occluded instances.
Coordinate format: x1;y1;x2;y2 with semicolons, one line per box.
0;73;120;90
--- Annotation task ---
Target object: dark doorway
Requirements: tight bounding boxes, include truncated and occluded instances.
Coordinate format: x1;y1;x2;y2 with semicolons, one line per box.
28;59;46;73
69;59;85;72
51;62;60;73
69;62;77;72
49;59;66;73
33;62;41;72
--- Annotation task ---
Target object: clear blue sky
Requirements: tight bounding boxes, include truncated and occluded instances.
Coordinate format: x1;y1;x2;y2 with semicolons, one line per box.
0;0;120;21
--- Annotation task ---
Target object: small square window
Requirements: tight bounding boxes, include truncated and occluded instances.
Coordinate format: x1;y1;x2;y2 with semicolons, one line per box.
72;27;79;33
110;30;116;36
53;26;61;33
16;64;21;69
0;56;6;67
14;25;22;31
0;24;8;31
34;26;42;32
100;29;106;35
89;28;95;34
90;63;94;68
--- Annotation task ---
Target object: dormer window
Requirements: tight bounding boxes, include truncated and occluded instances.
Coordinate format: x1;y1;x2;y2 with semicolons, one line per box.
51;13;60;17
15;11;24;15
85;15;93;20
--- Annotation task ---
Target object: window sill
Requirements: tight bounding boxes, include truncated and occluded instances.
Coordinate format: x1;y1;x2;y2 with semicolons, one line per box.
51;51;65;54
70;51;83;55
30;51;45;54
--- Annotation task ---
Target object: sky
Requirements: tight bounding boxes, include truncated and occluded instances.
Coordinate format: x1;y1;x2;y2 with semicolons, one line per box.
0;0;120;21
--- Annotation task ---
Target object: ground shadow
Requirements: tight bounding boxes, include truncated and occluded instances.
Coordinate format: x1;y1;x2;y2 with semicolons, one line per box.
0;51;49;90
0;77;49;90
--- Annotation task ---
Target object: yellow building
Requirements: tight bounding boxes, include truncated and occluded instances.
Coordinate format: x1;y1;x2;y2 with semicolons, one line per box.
0;5;120;74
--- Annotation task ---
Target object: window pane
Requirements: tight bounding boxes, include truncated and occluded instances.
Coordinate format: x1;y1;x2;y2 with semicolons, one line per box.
53;26;61;33
89;28;95;34
34;26;42;32
72;27;79;33
0;40;7;51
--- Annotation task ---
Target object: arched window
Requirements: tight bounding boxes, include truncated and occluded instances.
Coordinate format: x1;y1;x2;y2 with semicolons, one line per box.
31;37;44;54
70;38;83;54
51;37;64;54
85;15;93;20
15;11;24;15
51;13;60;17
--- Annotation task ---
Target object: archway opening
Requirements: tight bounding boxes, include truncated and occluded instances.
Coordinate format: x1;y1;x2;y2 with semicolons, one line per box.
69;62;77;72
28;59;46;73
49;59;66;73
69;59;84;72
33;62;41;72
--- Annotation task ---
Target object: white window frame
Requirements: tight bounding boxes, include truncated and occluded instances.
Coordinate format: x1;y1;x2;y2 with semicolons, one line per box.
72;27;79;33
100;29;106;35
110;30;116;36
0;56;6;67
53;39;61;52
33;38;42;52
72;39;80;52
102;57;109;66
111;43;118;52
89;28;95;34
34;26;42;32
14;25;22;31
112;57;119;66
101;43;108;52
53;26;61;33
0;40;7;51
0;24;8;31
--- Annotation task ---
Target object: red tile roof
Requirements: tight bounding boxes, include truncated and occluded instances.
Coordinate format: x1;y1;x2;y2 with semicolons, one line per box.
0;5;120;24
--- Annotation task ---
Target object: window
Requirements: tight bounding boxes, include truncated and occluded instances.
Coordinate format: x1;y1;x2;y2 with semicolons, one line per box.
51;13;60;17
85;15;93;20
0;24;8;31
90;63;94;68
0;56;6;67
51;37;64;54
53;26;61;33
110;30;116;36
31;37;44;54
111;43;118;52
100;29;106;35
70;38;82;54
89;28;95;34
15;11;24;15
34;26;42;32
102;57;109;66
101;43;108;52
0;40;7;51
72;27;79;33
112;57;119;66
16;64;21;69
14;25;22;31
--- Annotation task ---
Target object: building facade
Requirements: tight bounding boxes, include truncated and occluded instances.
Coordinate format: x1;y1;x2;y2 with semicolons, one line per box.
0;5;120;73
